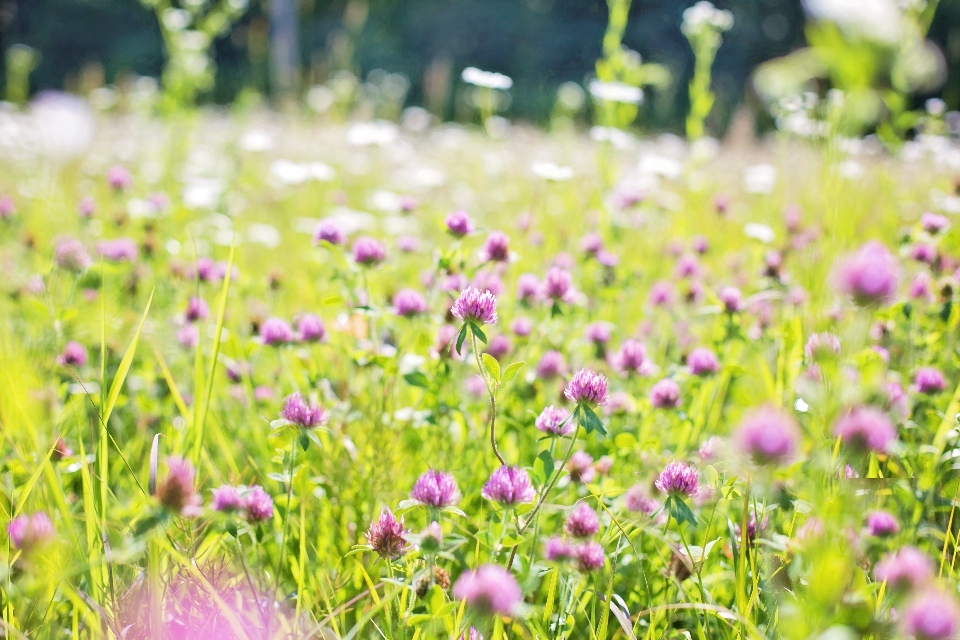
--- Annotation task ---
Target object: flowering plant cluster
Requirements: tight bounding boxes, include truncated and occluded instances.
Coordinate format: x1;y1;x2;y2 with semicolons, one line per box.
4;85;960;640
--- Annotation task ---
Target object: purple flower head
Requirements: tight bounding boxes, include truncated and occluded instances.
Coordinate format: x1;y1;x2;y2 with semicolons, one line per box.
211;485;244;512
735;509;768;541
875;546;934;591
575;542;605;572
734;406;800;465
352;236;386;266
911;244;937;264
446;210;474;237
714;193;730;214
867;510;900;538
698;436;724;462
244;485;274;522
675;253;700;279
585;322;611;345
564;369;609;407
921;213;949;235
535;405;573;436
581;232;604;255
903;589;960;640
692;235;709;254
156;456;202;517
479;231;511;263
485;335;512;361
833;406;896;453
688;347;719;376
763;251;783;277
910;273;933;302
655;461;700;497
482;466;536;507
614;339;647;375
0;195;15;219
805;332;841;360
78;197;96;219
185;296;209;323
516;273;542;304
313;219;347;246
397;235;419;253
544;536;575;561
453;564;522;616
177;325;198;349
567;451;597;484
393;288;428;318
719;286;743;313
436;324;466;360
451;287;498;326
97;238;138;262
648;281;676;307
297;314;327;342
511;317;532;337
597;250;620;267
625;485;660;514
400;195;418;212
834;241;901;306
280;393;327;429
7;512;55;552
915;367;947;394
420;521;443;552
57;341;88;368
536;350;566;380
55;237;92;273
650;378;682;409
366;508;408;560
565;503;600;538
411;470;460;508
472;271;504;296
259;317;294;346
107;165;132;191
542;267;575;303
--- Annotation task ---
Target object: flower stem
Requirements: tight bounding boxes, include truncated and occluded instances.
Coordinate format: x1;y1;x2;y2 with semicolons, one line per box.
506;423;582;570
471;331;504;465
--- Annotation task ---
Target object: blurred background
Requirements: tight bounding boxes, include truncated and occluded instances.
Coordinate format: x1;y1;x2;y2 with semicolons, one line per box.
2;0;960;133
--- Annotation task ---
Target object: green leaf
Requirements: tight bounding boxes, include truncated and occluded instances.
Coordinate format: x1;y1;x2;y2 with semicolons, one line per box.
299;430;310;452
580;404;607;436
668;495;698;527
455;324;468;355
481;353;501;383
501;361;525;384
470;322;487;344
103;290;154;426
534;450;555;486
501;533;526;547
403;371;430;388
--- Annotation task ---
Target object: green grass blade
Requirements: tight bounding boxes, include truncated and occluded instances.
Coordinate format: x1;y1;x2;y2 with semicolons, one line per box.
192;241;235;462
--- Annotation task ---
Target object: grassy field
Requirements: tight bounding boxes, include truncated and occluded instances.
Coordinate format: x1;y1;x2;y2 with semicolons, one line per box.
0;102;958;639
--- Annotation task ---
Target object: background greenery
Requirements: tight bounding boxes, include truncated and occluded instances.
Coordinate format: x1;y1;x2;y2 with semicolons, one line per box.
6;0;960;130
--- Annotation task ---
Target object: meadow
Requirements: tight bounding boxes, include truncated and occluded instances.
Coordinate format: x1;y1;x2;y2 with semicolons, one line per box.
2;4;960;633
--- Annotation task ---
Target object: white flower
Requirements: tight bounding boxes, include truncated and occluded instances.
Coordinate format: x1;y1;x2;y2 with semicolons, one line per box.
531;162;574;181
461;67;513;90
744;222;776;244
682;1;734;34
247;223;281;248
346;121;399;146
183;178;223;210
270;160;335;185
589;126;637;150
638;154;683;180
743;163;777;194
29;92;95;161
588;80;643;105
802;0;903;44
238;129;274;152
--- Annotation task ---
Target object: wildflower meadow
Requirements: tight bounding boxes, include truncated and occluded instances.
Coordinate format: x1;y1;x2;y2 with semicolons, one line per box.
2;0;960;638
